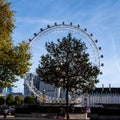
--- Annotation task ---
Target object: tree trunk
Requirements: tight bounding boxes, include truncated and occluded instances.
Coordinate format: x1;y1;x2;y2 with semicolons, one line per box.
66;82;69;120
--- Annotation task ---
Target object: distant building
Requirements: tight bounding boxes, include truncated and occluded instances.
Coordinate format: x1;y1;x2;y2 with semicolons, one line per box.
82;84;120;107
24;74;120;106
0;87;13;96
24;73;65;98
39;80;60;98
11;92;23;97
6;87;13;94
24;73;37;97
0;88;6;96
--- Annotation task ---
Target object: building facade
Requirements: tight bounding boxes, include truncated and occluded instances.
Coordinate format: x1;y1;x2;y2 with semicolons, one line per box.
24;73;37;97
24;73;62;98
24;74;120;106
0;87;13;96
82;85;120;107
0;88;6;96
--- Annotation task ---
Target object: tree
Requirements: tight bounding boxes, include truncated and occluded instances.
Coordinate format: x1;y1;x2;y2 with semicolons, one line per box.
36;33;100;119
0;0;31;88
0;96;5;105
15;95;23;104
0;0;14;41
0;41;31;88
24;96;35;105
6;94;15;105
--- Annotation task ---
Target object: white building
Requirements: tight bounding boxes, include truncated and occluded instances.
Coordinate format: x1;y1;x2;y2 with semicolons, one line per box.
24;73;63;98
0;88;6;96
24;73;37;97
24;75;120;106
39;80;61;98
82;85;120;107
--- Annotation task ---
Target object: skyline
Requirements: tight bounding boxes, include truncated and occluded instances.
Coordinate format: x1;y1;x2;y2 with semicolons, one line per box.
9;0;120;93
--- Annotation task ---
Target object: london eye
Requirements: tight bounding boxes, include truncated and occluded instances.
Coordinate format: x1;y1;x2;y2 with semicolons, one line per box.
24;22;104;103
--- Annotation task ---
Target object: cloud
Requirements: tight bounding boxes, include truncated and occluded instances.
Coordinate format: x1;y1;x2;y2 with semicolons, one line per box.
16;17;55;25
10;0;120;93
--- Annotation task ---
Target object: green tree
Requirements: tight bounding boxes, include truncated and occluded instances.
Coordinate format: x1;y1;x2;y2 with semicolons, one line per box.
0;0;31;88
0;96;5;105
6;94;15;105
24;96;35;105
15;95;23;104
36;33;100;119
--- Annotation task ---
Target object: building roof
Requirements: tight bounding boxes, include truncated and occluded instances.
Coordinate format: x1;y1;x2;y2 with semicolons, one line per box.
88;88;120;94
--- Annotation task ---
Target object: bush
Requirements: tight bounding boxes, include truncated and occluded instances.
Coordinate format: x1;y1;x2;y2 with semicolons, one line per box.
6;94;15;105
0;96;5;105
15;95;23;105
24;96;35;104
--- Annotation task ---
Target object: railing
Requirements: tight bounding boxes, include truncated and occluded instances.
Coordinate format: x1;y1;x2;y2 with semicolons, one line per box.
25;80;49;103
24;80;81;104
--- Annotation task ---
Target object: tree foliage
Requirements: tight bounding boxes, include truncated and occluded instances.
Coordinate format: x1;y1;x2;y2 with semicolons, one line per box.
36;33;100;119
0;96;5;105
24;96;35;105
0;0;14;41
36;33;100;93
6;94;15;105
15;95;23;104
0;0;31;88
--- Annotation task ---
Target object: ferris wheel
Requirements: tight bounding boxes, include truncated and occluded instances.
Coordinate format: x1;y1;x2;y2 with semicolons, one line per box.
25;22;104;103
29;22;103;72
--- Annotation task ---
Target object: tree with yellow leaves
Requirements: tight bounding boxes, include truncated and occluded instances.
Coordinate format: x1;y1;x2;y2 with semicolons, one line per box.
0;0;31;88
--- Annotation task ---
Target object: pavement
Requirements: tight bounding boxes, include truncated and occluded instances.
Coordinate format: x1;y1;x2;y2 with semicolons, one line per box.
0;113;90;120
0;115;55;120
0;116;55;120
